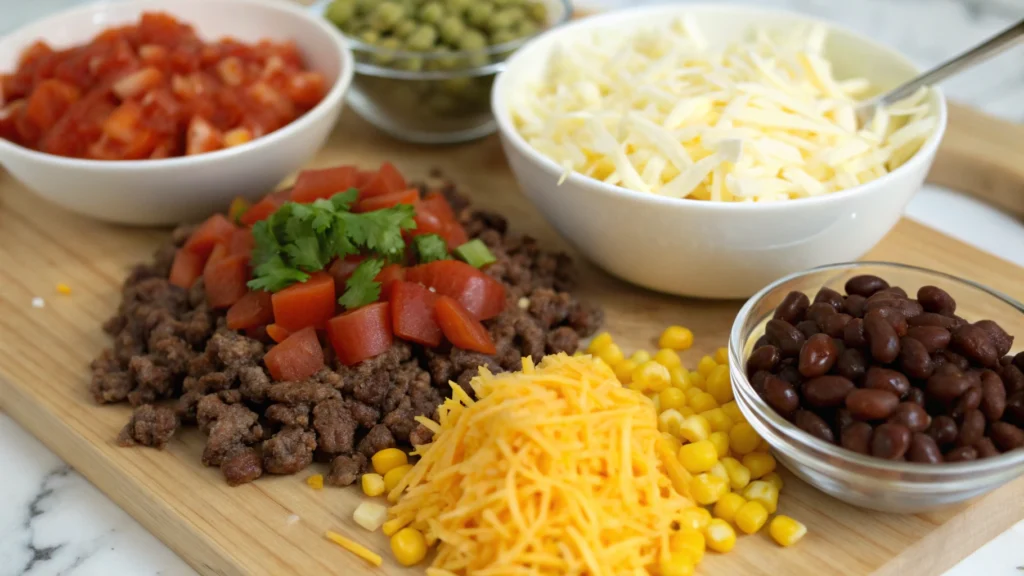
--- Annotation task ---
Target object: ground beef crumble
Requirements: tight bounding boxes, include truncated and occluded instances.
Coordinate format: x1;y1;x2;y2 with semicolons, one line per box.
91;175;604;486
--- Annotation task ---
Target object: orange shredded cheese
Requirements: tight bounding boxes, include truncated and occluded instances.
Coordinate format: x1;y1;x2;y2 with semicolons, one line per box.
306;474;324;490
324;530;383;567
388;353;696;574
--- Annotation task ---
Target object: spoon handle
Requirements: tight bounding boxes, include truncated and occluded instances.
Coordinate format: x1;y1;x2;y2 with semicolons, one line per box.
874;18;1024;108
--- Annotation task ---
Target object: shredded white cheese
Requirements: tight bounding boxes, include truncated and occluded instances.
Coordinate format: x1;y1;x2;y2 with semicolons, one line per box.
511;18;937;202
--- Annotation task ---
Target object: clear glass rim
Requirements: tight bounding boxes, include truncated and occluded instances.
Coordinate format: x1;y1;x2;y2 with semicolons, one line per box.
729;260;1024;479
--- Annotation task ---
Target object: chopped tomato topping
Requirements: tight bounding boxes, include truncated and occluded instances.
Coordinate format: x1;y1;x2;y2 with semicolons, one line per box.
390;281;441;347
354;188;419;213
413;192;468;249
240;188;290;226
204;254;249;309
290;165;358;203
434;296;496;355
358;161;408;199
168;248;205;288
184;213;236;257
226;290;274;330
266;323;291;343
271;271;336;331
327;255;365;296
405;260;506;320
264;326;324;381
203;243;229;276
375;264;405;301
227;227;254;256
327;302;393;366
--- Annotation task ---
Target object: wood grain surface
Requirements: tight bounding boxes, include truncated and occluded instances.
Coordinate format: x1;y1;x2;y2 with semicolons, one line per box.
1;108;1022;576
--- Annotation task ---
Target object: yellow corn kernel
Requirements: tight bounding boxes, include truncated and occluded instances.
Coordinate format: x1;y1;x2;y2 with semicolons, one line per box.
659;326;694;350
697;355;718;378
677;507;712;533
678;406;696;418
615;359;638;384
714;346;729;365
701;408;733;433
661;433;682;455
371;448;409;475
658;408;686;437
689;371;706;390
720;457;752;492
56;283;72;295
689;392;718;413
743;480;779;514
763;472;784;492
670;527;706;564
706;364;734;405
587;332;613;353
721;401;744;424
391;527;428;566
678;414;711;443
705;518;737;553
742;452;777;479
650;392;661;413
755;439;772;453
654;348;682;369
678;440;718;473
712;492;747;524
659;387;687;412
684;387;703;402
630;350;652;365
659;554;695;576
633;361;671;393
381;516;410;536
729;422;762;455
353;501;388;531
598;343;625;366
708;431;730;458
690;473;730;505
670;366;692;391
769;515;807;547
383;464;413;495
224;127;253;147
735;501;769;535
708;461;729;483
361;473;385;497
305;474;324;490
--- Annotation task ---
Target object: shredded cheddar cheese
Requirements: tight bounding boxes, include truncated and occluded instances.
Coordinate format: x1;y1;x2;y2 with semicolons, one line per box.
324;530;383;567
511;18;937;202
387;353;696;574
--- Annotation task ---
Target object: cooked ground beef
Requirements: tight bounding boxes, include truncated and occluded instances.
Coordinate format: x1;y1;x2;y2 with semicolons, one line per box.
92;174;604;486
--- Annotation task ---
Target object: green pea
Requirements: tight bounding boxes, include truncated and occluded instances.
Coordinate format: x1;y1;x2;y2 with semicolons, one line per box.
395;56;424;71
406;24;438;51
393;19;417;39
490;28;517;46
443;0;472;15
515;19;538;38
459;29;487;51
325;0;357;27
467;2;494;28
371;37;402;65
487;7;524;32
440;76;472;95
419;1;445;24
355;0;378;14
527;1;547;23
359;30;380;44
437;15;466;45
370;1;405;32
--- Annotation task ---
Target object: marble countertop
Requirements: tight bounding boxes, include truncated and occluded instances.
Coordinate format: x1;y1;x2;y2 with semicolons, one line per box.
1;0;1023;575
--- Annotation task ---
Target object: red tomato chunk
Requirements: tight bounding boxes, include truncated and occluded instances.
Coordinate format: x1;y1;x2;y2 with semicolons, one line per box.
226;290;274;331
406;260;506;320
264;326;324;381
390;281;441;347
435;296;496;355
327;302;393;366
271;271;336;331
0;12;327;160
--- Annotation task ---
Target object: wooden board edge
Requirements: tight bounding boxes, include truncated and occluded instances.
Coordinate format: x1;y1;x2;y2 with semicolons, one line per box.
0;373;244;576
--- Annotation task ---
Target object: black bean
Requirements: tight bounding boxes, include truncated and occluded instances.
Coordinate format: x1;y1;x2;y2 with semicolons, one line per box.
908;313;962;331
906;326;951;353
907;387;926;406
952;324;999;368
805;302;837;325
907;433;943;463
796;320;821;339
836;348;868;383
917;285;956;316
990;422;1024;452
888;402;931;432
1015;351;1024;372
979;370;1007;421
845;275;889;297
871;423;911;460
803;376;855;408
774;291;810;324
899;336;933;379
926;372;972;403
926;415;959;446
1006;392;1024;428
974;437;1000;459
958;409;986;447
754;335;770;349
865;298;923;321
763;375;800;418
952;386;982;420
841;422;873;455
936;349;970;371
842;294;867;318
944;446;978;462
1001;364;1024;396
864;310;900;363
750;370;770;396
765;319;805;358
813;287;844;311
777;365;803;388
836;408;855;433
795;410;835;443
846;389;900;420
869;306;909;336
843;318;867;349
798;333;838;378
820;313;852;338
864;366;910;398
973;320;1013;357
747;345;780;375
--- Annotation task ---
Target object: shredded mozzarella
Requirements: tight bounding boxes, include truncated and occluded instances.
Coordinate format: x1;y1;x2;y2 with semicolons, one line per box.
511;18;937;202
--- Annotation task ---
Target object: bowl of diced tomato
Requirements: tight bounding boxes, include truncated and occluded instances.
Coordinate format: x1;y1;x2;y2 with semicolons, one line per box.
0;0;354;225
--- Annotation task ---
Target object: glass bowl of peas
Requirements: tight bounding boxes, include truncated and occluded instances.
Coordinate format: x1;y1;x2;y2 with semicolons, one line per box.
316;0;573;144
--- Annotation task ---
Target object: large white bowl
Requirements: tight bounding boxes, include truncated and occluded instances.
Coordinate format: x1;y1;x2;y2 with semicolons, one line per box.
0;0;354;226
492;4;948;299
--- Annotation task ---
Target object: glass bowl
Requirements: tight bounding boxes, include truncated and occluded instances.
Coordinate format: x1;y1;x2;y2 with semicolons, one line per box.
729;261;1024;513
314;0;572;144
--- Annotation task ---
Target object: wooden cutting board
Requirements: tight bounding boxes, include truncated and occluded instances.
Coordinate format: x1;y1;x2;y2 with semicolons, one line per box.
1;107;1023;576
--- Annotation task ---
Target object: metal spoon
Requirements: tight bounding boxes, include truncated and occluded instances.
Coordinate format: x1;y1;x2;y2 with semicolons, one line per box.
855;18;1024;128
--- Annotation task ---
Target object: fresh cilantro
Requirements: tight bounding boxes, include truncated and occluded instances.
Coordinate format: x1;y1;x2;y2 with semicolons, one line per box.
414;234;449;263
247;189;417;292
338;258;385;310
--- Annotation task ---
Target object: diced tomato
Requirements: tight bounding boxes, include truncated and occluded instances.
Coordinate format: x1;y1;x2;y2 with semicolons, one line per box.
358;161;407;199
112;66;164;100
102;100;144;143
240;188;290;226
354;188;419;213
327;302;393;366
376;264;405;300
434;296;496;355
24;79;80;134
226;290;274;330
286;71;326;108
168;248;205;288
406;260;506;320
290;165;358;203
203;243;229;276
271;271;336;331
227;227;254;256
264;326;324;381
354;170;375;188
327;255;365;295
390;281;441;347
184;213;236;257
186;115;223;155
266;323;291;343
204;253;249;309
413;192;469;249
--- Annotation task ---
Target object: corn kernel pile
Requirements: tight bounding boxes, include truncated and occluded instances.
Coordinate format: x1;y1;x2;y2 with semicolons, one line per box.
586;326;808;555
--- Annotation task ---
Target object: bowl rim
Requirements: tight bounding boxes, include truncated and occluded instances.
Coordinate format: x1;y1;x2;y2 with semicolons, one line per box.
0;0;355;170
728;260;1024;477
491;3;950;213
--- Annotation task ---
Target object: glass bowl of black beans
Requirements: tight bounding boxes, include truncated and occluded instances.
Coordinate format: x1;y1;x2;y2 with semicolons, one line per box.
729;261;1024;513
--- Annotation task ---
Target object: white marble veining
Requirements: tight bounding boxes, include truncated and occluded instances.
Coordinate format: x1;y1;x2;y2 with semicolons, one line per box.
1;1;1023;575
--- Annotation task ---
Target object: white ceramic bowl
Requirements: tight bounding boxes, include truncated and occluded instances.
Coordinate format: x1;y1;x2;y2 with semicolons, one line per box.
492;5;948;299
0;0;354;226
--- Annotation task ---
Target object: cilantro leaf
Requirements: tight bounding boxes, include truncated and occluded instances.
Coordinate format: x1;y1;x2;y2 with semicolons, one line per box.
338;258;385;310
328;189;358;211
339;204;415;259
414;234;449;263
248;255;310;292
